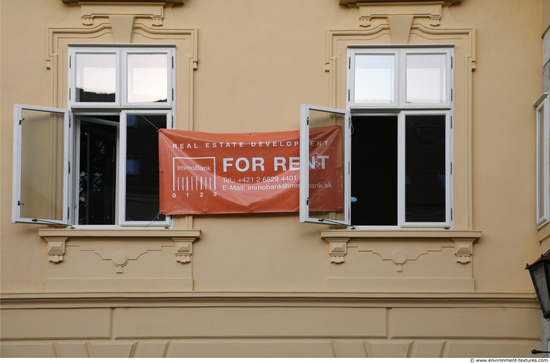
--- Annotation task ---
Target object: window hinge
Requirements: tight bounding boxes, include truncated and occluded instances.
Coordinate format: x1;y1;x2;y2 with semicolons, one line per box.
19;118;23;125
348;57;351;69
68;161;71;174
69;88;71;101
451;89;453;102
348;89;350;102
306;116;309;126
451;56;453;69
451;208;453;221
172;56;174;69
450;116;453;128
172;88;174;101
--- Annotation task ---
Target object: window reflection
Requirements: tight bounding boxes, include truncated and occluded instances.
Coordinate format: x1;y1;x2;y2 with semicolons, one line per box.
127;54;168;103
354;54;395;104
406;54;447;104
75;53;116;102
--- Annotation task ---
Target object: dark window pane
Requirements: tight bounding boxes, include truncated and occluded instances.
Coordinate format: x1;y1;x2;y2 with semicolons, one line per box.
351;115;398;226
405;114;446;222
125;114;167;222
79;119;118;225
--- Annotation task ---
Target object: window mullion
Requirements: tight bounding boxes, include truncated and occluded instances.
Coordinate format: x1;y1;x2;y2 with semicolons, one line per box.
397;50;406;108
72;113;81;226
117;112;127;226
119;49;126;107
397;112;406;227
447;111;454;226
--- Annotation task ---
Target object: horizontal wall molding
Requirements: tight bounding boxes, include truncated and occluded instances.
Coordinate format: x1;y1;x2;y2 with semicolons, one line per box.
0;292;537;309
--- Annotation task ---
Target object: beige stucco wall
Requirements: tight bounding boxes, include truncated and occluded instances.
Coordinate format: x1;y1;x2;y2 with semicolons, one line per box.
0;0;545;358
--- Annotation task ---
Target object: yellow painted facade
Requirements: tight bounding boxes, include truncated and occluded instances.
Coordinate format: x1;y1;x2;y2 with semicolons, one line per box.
0;0;548;358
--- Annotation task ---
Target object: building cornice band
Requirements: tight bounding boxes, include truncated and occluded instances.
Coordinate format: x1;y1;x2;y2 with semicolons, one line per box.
0;292;538;309
340;0;460;6
61;0;184;6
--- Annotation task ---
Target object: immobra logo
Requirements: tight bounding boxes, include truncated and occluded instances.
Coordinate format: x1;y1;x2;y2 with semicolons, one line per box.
177;165;212;171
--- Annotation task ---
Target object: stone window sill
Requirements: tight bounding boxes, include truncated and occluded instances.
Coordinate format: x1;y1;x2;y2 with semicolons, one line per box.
321;229;481;264
39;228;201;264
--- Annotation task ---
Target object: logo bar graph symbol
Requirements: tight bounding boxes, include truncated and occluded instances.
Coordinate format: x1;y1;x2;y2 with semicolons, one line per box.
172;157;217;192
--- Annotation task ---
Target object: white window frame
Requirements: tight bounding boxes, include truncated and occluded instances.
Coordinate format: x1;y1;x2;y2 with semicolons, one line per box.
12;105;71;225
348;46;453;110
12;45;175;228
299;104;351;226
398;110;453;228
118;110;173;227
299;46;453;229
536;93;550;229
69;46;174;109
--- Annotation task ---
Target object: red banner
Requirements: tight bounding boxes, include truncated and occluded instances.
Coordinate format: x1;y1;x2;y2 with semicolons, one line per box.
159;126;342;215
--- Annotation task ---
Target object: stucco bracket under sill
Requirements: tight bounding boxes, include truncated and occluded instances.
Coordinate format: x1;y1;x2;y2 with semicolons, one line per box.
322;230;481;264
39;229;201;265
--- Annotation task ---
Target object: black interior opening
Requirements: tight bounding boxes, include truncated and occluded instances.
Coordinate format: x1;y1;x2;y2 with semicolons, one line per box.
351;115;398;226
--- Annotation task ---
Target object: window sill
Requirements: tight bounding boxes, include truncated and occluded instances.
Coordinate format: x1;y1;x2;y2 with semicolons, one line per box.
39;228;201;264
320;229;481;292
321;229;481;264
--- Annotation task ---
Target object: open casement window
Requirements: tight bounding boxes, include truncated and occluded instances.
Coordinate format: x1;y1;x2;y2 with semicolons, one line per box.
12;45;175;227
536;93;550;228
299;46;454;229
12;105;70;225
13;106;172;227
299;104;351;226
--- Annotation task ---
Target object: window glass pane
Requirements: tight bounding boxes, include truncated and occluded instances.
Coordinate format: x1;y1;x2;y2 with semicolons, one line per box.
538;106;546;221
19;109;65;221
406;54;447;104
354;54;395;104
127;54;169;103
351;115;398;226
405;114;446;222
78;117;118;225
75;53;116;102
304;109;346;223
125;114;167;222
